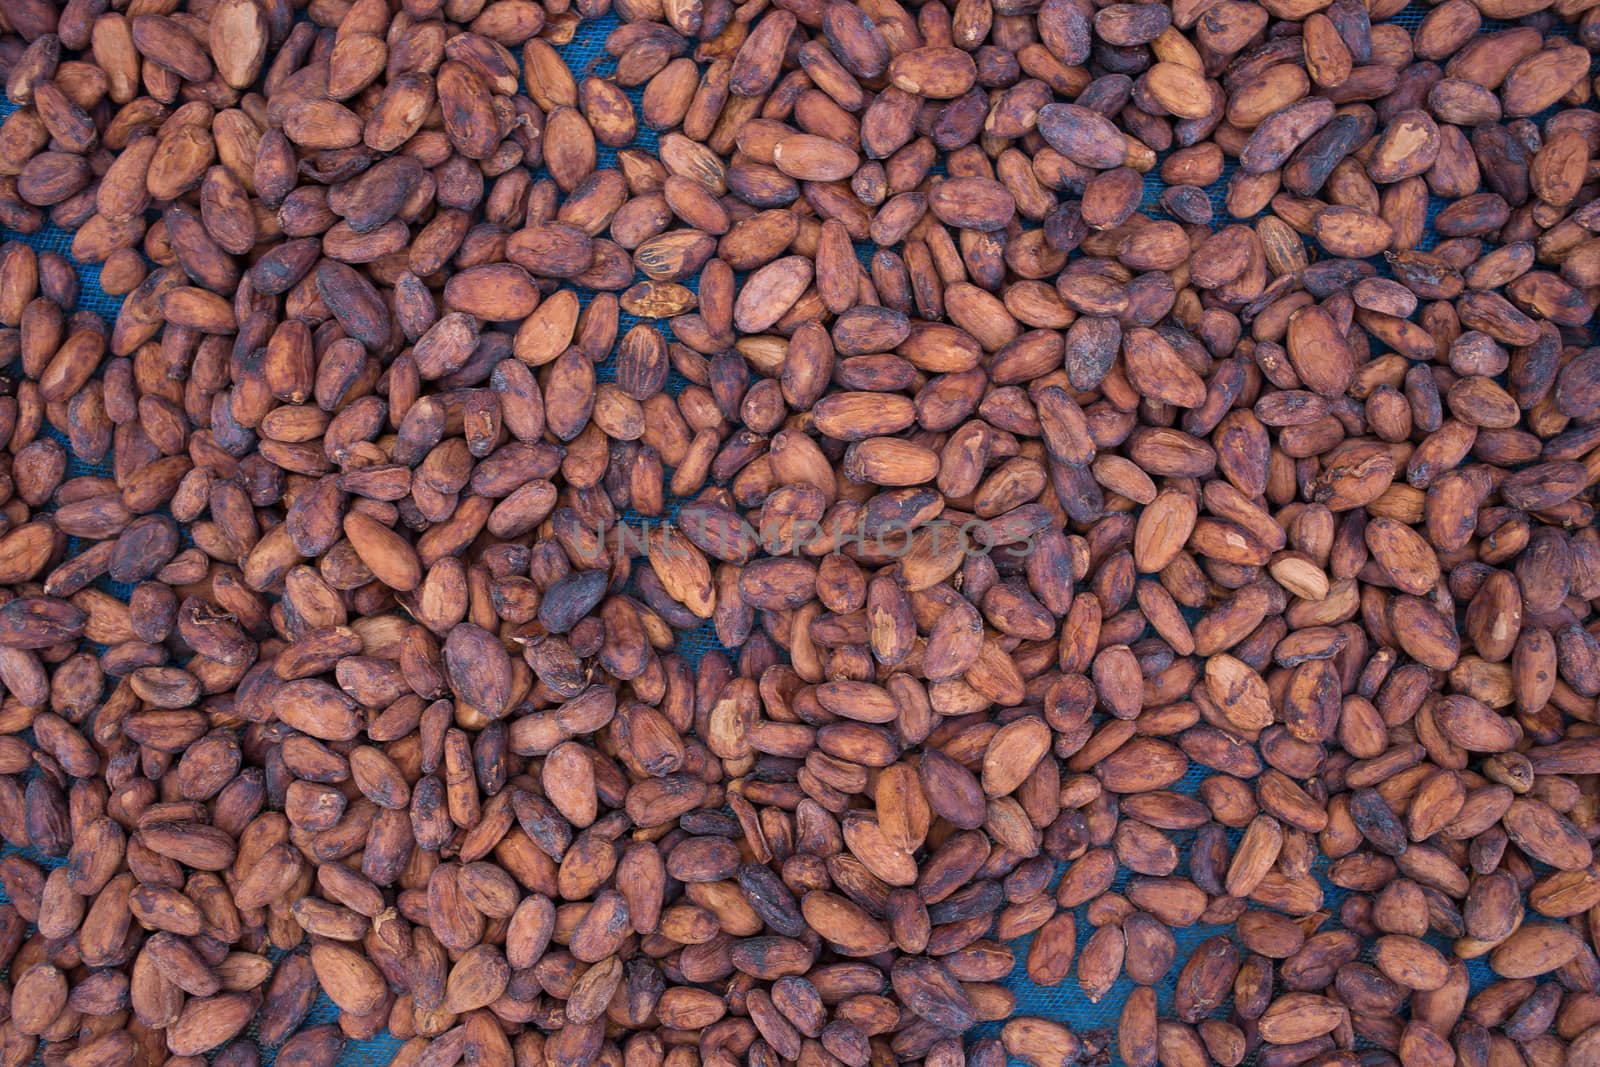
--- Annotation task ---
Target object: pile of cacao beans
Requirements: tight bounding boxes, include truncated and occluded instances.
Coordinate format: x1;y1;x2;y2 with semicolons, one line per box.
0;0;1598;1065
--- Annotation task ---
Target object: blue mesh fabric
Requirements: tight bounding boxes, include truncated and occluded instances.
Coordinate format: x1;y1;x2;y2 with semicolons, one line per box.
0;3;1582;1063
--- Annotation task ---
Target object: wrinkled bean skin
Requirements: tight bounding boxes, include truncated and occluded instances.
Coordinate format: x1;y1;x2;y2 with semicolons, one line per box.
0;1;1598;1067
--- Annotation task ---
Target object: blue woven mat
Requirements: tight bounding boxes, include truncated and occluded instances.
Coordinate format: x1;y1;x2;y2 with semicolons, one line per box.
0;4;1577;1064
